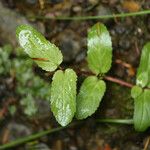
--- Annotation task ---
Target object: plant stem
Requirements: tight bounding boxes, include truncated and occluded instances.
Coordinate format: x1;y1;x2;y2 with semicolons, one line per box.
48;68;134;88
0;118;133;150
33;10;150;20
104;76;134;88
75;70;134;88
0;122;78;150
0;127;63;150
47;67;134;88
97;119;134;124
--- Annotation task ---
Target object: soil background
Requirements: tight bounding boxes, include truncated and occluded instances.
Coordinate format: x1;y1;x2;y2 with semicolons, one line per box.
0;0;150;150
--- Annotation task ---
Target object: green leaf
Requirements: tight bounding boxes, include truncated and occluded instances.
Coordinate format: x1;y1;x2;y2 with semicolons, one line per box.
75;76;106;120
134;89;150;132
50;69;77;126
136;42;150;88
87;23;112;75
131;85;143;99
16;25;63;72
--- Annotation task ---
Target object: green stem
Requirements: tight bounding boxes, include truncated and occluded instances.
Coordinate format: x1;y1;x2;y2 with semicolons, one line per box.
0;119;133;149
33;10;150;20
97;119;134;124
0;123;76;150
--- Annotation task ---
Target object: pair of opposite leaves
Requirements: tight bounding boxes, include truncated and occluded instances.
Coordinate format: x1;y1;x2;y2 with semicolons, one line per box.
16;23;112;126
131;42;150;132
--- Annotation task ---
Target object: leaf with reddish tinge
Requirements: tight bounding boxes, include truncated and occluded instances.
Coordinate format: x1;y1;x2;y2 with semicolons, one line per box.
16;25;63;72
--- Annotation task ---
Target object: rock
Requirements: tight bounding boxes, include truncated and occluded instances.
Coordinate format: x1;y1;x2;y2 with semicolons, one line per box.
88;0;99;5
109;0;119;6
1;0;15;8
75;50;86;63
26;0;38;4
3;122;32;142
34;143;50;150
69;146;77;150
96;5;112;17
36;99;51;118
119;37;131;50
72;6;82;12
48;0;64;3
0;1;45;46
55;30;81;62
25;142;51;150
115;24;126;35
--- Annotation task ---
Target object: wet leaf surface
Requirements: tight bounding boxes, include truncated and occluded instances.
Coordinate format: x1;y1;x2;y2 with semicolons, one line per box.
87;23;112;75
16;25;63;72
76;76;106;119
136;42;150;88
134;89;150;132
0;0;150;149
51;69;77;126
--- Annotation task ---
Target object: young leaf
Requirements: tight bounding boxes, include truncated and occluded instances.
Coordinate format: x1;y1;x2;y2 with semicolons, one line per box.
131;85;142;99
50;69;77;126
16;25;63;72
136;42;150;88
134;89;150;132
75;76;106;120
87;23;112;75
